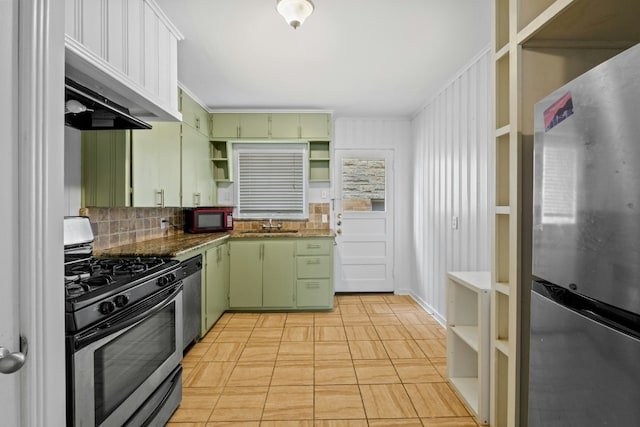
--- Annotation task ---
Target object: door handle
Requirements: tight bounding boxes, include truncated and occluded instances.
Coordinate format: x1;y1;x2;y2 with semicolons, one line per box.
0;336;28;374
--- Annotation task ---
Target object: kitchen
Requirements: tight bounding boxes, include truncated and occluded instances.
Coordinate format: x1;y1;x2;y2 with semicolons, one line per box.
3;0;640;426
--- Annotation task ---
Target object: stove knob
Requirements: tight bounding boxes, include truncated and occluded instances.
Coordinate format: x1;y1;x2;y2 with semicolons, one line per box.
114;294;129;308
157;276;169;286
99;301;115;315
167;273;177;283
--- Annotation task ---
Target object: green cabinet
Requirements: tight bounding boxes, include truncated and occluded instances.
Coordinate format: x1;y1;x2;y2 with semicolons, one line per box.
209;112;331;140
210;113;270;139
295;239;334;309
229;241;263;307
269;113;301;138
81;130;130;207
204;242;229;333
300;113;331;139
228;237;333;311
229;240;295;309
182;124;214;207
179;89;209;137
131;122;182;207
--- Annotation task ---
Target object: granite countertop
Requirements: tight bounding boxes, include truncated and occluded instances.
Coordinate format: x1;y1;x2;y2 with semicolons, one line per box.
96;229;335;258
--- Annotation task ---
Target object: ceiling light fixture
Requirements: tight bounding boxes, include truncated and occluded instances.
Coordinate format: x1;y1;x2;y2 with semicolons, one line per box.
276;0;314;29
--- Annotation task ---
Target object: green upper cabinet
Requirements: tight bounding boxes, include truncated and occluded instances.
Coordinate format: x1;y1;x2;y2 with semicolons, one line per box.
81;130;130;208
270;113;301;138
181;124;214;207
210;112;331;140
210;113;240;139
210;113;270;139
240;113;270;138
179;89;210;137
131;122;182;207
300;113;331;139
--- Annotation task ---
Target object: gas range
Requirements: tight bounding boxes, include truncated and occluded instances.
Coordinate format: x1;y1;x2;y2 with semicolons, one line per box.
64;255;182;332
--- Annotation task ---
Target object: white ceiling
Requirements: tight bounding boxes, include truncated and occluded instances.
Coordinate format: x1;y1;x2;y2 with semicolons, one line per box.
156;0;491;117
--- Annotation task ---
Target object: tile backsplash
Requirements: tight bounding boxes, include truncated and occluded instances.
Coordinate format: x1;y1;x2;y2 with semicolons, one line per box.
79;207;183;251
80;203;330;251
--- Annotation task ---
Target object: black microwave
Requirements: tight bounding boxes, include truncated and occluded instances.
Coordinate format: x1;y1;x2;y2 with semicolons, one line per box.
184;207;233;233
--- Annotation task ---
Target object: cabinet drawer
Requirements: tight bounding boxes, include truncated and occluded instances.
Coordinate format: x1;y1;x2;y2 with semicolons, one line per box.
297;279;331;307
297;256;330;278
296;240;331;256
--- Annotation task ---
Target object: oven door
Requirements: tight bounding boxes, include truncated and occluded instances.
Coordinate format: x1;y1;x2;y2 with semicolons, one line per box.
69;284;183;427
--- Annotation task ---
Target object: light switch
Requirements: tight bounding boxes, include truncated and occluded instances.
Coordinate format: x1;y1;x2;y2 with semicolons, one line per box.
321;214;328;223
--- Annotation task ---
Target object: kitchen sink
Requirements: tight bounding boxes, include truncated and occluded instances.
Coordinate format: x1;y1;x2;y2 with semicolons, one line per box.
240;230;299;235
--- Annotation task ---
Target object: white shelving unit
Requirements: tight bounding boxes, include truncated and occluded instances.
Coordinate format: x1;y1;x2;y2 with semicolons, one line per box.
447;271;491;425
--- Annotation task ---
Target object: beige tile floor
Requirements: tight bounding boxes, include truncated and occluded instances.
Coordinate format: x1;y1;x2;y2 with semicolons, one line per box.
167;294;480;427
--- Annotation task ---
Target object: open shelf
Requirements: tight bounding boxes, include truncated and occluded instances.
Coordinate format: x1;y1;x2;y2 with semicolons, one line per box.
447;271;490;425
451;325;480;352
308;141;330;182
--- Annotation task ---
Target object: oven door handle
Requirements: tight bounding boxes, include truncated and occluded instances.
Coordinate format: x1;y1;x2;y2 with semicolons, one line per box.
74;283;183;350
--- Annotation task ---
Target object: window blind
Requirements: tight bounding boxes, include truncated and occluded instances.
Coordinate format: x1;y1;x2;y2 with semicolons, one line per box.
235;145;307;219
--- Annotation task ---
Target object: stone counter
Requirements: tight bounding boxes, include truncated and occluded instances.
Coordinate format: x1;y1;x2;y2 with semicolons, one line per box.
95;232;230;258
96;229;335;258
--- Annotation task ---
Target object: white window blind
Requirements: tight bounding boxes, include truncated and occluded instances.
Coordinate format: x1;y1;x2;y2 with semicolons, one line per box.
235;144;308;219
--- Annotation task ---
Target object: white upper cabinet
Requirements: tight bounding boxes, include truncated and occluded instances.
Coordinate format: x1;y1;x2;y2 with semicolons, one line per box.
65;0;183;121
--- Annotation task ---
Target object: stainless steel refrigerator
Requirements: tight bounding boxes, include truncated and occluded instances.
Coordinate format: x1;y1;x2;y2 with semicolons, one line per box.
530;43;640;426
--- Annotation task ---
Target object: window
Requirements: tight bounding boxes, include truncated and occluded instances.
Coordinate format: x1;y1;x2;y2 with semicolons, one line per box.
234;143;308;219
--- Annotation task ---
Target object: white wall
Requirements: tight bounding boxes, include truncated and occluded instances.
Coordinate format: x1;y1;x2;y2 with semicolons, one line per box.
333;117;415;295
409;49;493;323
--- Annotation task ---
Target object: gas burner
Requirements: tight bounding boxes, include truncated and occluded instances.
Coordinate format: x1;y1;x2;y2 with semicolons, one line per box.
66;283;89;298
86;274;114;287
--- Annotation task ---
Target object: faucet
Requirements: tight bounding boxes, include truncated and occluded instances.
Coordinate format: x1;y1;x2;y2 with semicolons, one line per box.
262;218;282;231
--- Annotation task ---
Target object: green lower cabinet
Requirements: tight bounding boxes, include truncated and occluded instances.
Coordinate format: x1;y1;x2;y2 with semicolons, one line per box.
229;240;296;309
204;242;229;333
229;241;263;308
229;238;335;310
262;241;296;308
295;238;334;310
296;279;332;308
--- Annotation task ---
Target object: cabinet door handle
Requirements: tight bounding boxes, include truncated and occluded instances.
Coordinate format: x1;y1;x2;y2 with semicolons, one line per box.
155;190;164;207
193;192;201;206
195;117;200;130
306;282;321;289
306;259;321;265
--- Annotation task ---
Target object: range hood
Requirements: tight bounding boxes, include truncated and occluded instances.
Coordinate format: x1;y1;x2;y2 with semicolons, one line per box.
64;78;152;130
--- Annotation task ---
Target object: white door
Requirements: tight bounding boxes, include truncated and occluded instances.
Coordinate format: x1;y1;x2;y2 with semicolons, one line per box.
1;1;21;423
1;2;66;425
334;149;394;292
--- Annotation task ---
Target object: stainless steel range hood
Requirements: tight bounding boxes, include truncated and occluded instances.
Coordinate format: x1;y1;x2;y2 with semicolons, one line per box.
64;78;152;130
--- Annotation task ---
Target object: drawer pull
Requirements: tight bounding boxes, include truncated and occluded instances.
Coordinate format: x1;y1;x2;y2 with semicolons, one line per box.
307;244;321;249
306;282;321;288
306;259;321;265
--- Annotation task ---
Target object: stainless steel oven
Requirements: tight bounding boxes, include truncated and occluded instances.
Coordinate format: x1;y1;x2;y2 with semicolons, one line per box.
67;282;183;426
64;217;185;426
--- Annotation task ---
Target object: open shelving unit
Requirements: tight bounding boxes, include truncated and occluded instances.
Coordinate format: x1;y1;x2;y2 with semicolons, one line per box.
210;140;231;182
308;141;330;182
447;271;491;425
491;1;640;426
